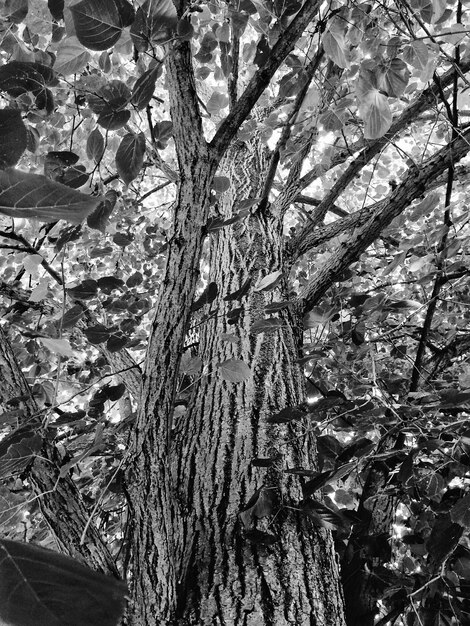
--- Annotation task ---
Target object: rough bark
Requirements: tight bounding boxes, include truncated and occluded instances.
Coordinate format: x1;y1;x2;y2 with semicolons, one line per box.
172;139;345;625
0;325;118;575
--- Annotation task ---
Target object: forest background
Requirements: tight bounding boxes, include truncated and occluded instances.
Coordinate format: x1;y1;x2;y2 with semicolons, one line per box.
1;0;470;625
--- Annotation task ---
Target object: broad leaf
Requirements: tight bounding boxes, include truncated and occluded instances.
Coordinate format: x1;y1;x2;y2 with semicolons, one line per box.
131;64;162;110
363;91;392;140
86;127;105;162
39;337;74;357
115;132;146;185
0;539;127;626
0;109;27;169
254;270;283;292
71;0;122;51
0;169;101;224
0;428;42;477
130;0;177;51
217;358;252;383
54;37;91;75
322;30;349;69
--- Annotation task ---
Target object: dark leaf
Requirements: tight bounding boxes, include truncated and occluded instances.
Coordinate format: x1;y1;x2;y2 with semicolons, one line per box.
97;108;130;130
68;279;99;300
1;0;28;23
98;276;125;293
25;125;40;153
191;282;218;312
303;462;355;496
224;277;252;301
251;457;277;467
86;127;105;162
0;539;127;626
250;318;284;334
0;427;42;476
300;499;348;530
88;80;131;114
107;382;126;401
131;64;161;110
87;195;116;233
266;406;306;424
245;529;279;546
0;109;27;169
114;0;135;27
254;35;270;67
450;494;470;529
113;232;133;248
0;169;101;224
54;224;82;251
48;0;64;20
84;325;111;345
62;305;84;329
71;0;122;51
107;333;128;352
115;132;146;185
240;487;277;528
130;0;177;51
337;437;374;463
126;271;143;287
427;514;463;568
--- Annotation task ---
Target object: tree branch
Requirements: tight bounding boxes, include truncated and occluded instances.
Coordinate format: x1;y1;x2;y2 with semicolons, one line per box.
291;59;470;253
298;125;470;313
209;1;322;159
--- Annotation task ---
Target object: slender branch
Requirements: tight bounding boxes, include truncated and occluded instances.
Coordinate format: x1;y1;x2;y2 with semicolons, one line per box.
228;8;239;111
297;125;470;313
410;2;462;392
258;48;324;215
291;59;470;254
209;0;322;159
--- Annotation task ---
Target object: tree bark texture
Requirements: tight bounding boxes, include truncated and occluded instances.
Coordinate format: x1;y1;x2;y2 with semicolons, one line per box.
172;138;345;625
0;326;118;575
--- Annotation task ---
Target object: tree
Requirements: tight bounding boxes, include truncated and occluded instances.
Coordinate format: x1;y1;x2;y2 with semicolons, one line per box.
1;0;470;625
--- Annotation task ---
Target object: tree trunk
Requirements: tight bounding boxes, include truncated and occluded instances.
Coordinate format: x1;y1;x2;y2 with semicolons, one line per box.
172;139;345;625
0;326;118;575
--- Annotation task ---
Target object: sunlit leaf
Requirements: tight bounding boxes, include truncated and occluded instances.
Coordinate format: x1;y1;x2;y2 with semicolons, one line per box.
54;36;91;75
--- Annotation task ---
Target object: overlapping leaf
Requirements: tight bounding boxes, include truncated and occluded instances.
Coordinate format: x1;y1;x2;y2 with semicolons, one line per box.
0;539;127;626
71;0;123;51
0;169;101;224
0;109;27;169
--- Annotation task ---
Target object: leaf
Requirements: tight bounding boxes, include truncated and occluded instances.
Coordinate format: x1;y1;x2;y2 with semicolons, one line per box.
115;132;146;185
0;539;127;626
68;279;99;300
217;358;252;383
84;325;111;345
450;494;470;529
107;333;128;352
266;406;306;424
98;276;125;293
0;427;42;476
322;30;349;69
191;282;218;312
300;499;348;530
130;0;177;51
254;270;283;292
38;337;74;358
87;193;116;233
0;109;27;169
0;169;101;224
107;382;126;401
54;37;91;75
0;61;52;113
206;91;229;114
86;127;105;162
71;0;122;51
250;318;284;334
403;40;429;71
245;529;279;546
363;91;392;140
180;354;203;375
1;0;28;23
212;176;231;193
379;58;410;98
223;277;252;301
88;80;131;114
62;305;84;329
240;488;276;528
131;64;162;110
